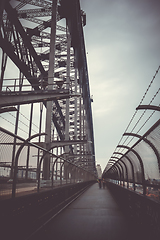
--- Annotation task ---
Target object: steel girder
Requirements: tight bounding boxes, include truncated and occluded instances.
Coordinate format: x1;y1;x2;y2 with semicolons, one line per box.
0;89;80;107
0;0;96;178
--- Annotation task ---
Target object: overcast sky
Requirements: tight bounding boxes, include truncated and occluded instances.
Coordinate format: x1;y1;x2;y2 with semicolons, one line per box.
80;0;160;171
0;0;159;172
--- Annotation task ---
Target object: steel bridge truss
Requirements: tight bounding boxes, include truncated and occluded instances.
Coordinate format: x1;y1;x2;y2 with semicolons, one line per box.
0;0;96;181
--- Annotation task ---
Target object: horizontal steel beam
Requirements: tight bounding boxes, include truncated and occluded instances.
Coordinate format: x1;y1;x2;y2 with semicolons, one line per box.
33;139;88;148
0;90;81;107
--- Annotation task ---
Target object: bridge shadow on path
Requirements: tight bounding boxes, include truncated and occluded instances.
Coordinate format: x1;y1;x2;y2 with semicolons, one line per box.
34;183;144;240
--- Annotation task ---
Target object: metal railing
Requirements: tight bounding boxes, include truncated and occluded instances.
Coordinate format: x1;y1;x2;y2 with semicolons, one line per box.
103;119;160;202
0;127;96;200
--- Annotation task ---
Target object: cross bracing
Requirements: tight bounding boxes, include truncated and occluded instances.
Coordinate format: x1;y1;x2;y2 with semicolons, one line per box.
0;0;96;182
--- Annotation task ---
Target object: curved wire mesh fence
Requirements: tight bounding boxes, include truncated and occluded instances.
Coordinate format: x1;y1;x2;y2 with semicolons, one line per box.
0;127;95;200
103;119;160;202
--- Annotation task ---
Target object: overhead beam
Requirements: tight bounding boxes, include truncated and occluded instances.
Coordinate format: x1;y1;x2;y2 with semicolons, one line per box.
0;107;17;114
136;105;160;111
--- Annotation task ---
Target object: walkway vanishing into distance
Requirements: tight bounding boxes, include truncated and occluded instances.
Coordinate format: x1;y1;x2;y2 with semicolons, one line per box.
0;0;160;239
29;183;146;240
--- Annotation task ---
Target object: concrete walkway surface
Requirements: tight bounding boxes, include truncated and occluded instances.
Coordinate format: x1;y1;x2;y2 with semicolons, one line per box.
36;183;140;240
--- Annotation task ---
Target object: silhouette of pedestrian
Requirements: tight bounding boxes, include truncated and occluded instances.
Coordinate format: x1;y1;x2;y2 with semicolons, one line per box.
98;179;102;189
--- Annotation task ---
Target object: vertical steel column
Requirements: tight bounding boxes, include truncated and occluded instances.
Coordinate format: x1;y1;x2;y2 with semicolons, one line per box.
74;51;78;154
10;74;23;178
43;0;57;179
79;68;83;163
11;109;20;178
25;103;33;179
64;20;71;180
56;140;58;180
65;21;71;152
37;102;43;173
0;52;8;91
79;96;82;159
0;0;4;28
82;100;86;167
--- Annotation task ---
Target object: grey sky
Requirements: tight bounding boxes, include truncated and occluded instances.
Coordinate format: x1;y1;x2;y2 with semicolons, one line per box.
0;0;159;172
80;0;160;171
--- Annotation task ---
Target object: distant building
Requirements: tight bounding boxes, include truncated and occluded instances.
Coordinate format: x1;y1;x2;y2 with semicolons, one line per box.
96;164;102;179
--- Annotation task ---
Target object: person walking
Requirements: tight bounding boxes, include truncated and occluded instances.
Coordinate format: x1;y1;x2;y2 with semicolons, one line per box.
98;179;102;189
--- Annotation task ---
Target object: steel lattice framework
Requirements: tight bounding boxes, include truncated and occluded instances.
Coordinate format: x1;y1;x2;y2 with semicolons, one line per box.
0;0;96;181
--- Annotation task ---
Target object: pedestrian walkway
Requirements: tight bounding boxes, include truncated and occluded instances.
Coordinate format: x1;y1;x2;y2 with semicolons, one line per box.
35;183;139;240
